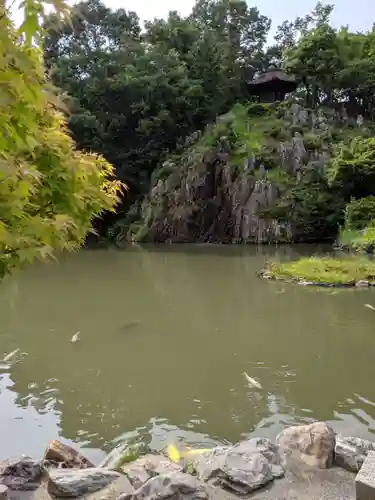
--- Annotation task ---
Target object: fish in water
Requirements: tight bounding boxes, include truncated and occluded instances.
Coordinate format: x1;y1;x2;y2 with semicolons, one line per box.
70;331;80;343
365;304;375;311
119;321;141;331
166;444;211;464
3;348;20;362
167;444;180;464
243;372;262;389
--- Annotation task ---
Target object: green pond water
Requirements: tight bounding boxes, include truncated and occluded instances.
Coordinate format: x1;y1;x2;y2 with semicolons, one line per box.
0;244;375;463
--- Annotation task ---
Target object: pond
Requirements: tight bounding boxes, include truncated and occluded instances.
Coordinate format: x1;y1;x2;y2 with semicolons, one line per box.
1;244;375;464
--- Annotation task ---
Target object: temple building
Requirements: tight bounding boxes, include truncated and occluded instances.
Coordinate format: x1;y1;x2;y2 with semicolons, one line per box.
247;67;298;103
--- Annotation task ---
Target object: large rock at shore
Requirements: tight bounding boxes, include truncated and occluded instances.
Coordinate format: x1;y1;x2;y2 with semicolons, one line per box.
47;468;121;497
276;422;335;469
83;475;134;500
121;455;181;489
192;437;284;495
118;472;208;500
334;435;375;472
44;440;94;469
0;458;42;491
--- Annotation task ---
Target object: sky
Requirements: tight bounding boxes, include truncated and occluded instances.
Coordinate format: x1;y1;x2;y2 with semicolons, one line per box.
104;0;374;35
9;0;375;35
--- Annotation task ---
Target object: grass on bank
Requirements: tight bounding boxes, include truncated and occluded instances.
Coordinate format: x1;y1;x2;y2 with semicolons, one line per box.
266;256;375;285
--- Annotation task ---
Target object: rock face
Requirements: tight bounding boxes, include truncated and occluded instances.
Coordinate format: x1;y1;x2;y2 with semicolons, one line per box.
335;435;375;472
133;157;292;244
129;103;342;244
276;422;335;469
121;455;181;489
192;437;284;495
44;440;94;469
118;472;208;500
0;458;42;491
47;468;121;497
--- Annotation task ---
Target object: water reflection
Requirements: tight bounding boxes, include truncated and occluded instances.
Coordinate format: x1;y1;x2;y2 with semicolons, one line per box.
0;244;375;460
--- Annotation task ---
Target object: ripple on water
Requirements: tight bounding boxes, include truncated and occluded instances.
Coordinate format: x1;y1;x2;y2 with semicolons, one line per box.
0;245;374;458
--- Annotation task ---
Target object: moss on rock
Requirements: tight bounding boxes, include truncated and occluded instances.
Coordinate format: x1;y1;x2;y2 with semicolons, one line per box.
263;256;375;286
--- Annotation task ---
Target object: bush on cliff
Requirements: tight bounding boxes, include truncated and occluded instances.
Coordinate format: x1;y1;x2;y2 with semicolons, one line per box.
338;226;375;253
327;138;375;199
344;197;375;231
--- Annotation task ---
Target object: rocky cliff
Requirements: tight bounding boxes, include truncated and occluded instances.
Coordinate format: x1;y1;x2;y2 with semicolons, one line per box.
123;101;370;244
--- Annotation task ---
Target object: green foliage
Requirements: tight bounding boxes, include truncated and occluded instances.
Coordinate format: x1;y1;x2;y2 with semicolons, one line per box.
266;256;375;285
338;226;375;253
0;0;120;277
327;137;375;199
265;168;293;186
344;197;375;230
39;0;375;245
152;161;177;183
303;133;323;150
284;24;343;107
43;0;271;199
263;167;344;242
263;121;288;141
247;103;272;117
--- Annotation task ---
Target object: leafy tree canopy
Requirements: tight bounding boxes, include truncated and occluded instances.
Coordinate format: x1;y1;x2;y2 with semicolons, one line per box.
41;0;375;242
0;0;121;277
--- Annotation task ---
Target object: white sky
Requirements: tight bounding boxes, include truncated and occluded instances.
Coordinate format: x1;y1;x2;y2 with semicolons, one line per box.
107;0;374;35
10;0;375;36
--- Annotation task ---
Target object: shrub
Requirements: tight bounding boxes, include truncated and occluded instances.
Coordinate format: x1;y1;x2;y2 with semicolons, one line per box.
247;103;272;117
338;225;375;253
152;161;176;183
327;137;375;199
303;133;323;150
344;196;375;230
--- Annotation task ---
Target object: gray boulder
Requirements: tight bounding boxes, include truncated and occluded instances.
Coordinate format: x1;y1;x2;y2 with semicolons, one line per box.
121;455;181;489
276;422;335;469
0;458;42;491
192;437;284;495
335;435;375;472
118;472;208;500
84;475;134;500
47;468;121;497
0;485;8;500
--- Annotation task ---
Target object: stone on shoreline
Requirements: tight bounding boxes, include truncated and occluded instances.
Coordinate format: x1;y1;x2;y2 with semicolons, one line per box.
355;450;375;500
44;440;94;469
335;435;375;472
84;475;134;500
192;437;284;495
121;454;181;489
276;422;335;469
0;485;8;500
118;472;208;500
3;423;368;499
0;458;42;491
47;468;121;497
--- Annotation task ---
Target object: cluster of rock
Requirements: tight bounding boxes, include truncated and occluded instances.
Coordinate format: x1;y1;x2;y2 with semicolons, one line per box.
128;103;364;244
1;422;374;500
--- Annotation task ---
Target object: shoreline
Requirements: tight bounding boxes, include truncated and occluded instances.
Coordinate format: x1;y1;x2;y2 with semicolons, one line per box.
0;422;373;500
